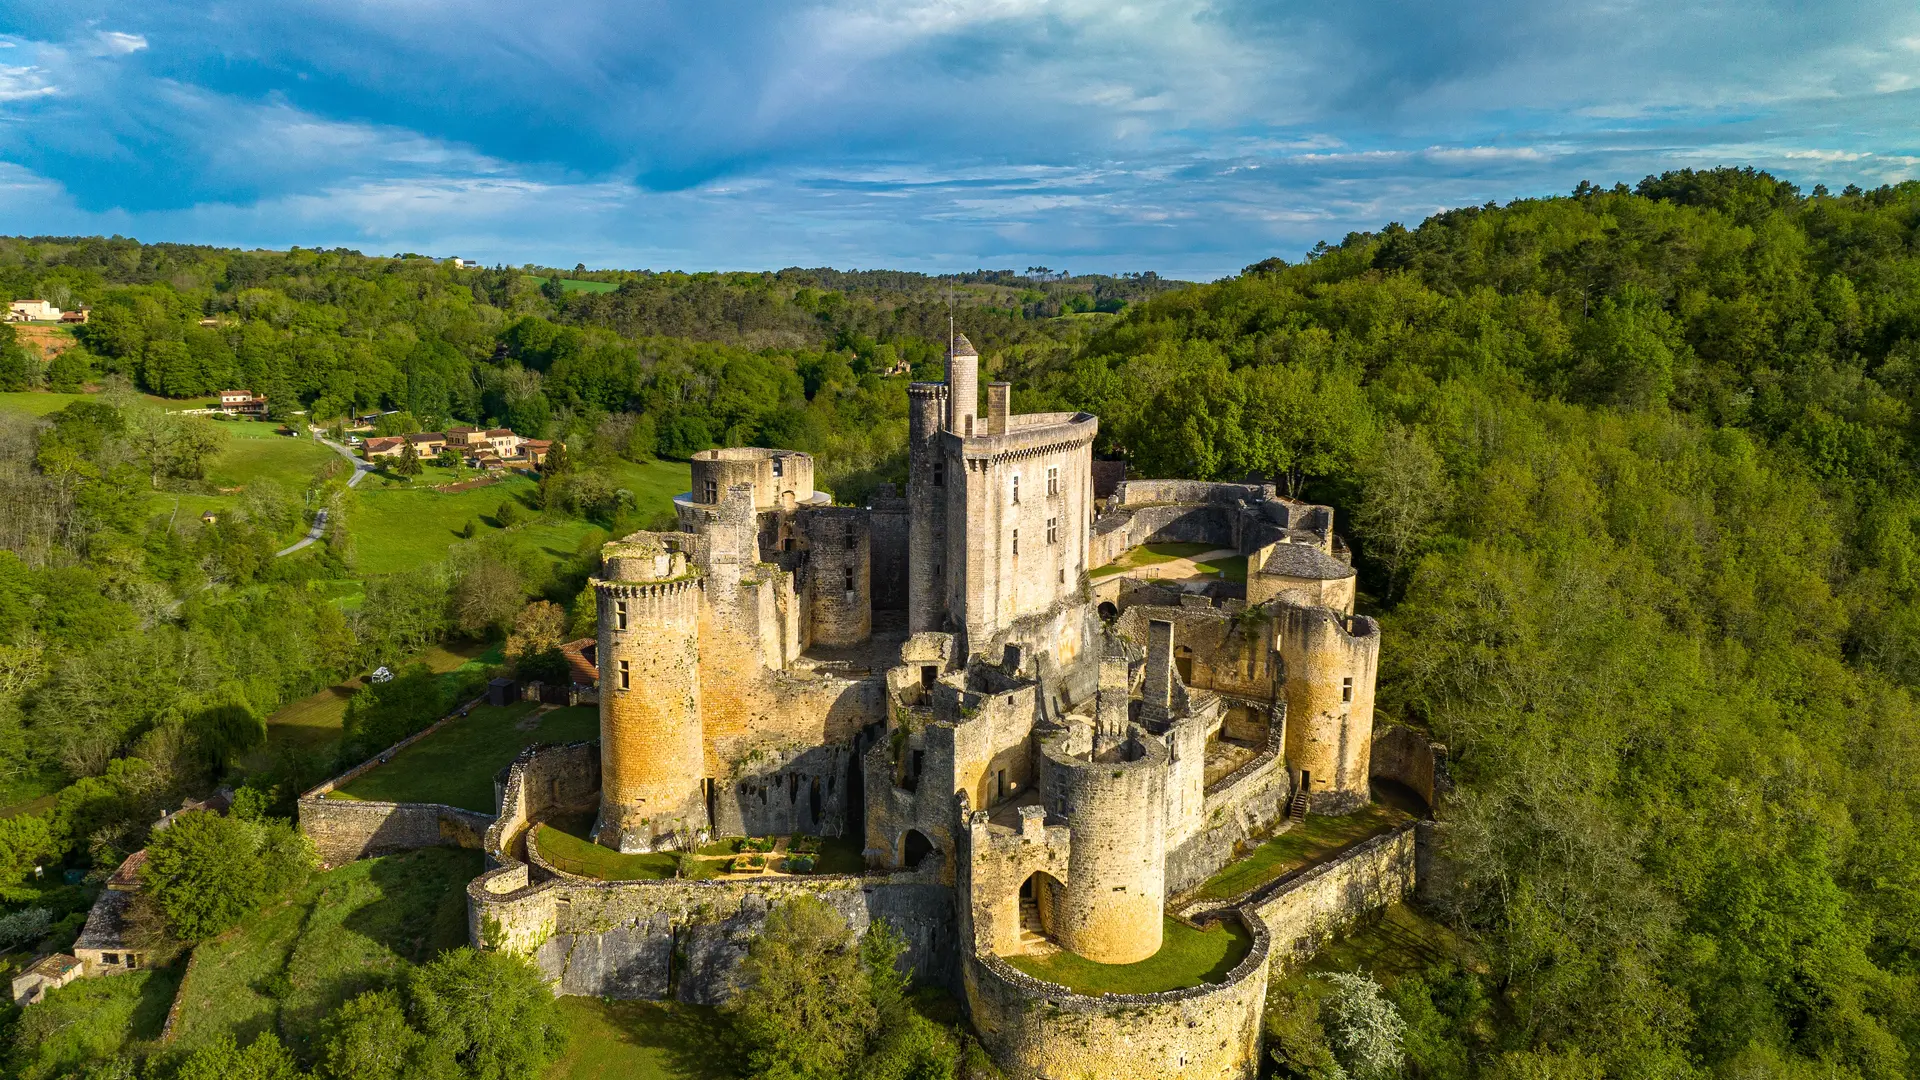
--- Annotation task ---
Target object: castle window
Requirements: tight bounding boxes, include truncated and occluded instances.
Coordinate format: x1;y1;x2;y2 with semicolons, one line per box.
1011;529;1019;556
965;416;974;436
932;462;945;488
1342;677;1354;703
615;601;627;631
703;478;718;502
843;566;855;593
844;521;857;549
1046;517;1057;544
771;457;784;477
1047;466;1059;497
1011;475;1020;504
618;660;631;690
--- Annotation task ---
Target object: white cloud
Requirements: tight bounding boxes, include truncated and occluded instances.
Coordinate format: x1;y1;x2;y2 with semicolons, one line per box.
92;31;148;56
0;64;54;102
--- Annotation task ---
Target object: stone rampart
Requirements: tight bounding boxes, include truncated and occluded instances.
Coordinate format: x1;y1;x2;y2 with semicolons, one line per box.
297;693;495;867
1370;723;1448;813
473;743;955;1003
1242;820;1418;970
963;909;1271;1080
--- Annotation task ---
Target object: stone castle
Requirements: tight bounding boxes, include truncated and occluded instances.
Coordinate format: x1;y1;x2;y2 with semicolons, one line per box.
448;332;1438;1080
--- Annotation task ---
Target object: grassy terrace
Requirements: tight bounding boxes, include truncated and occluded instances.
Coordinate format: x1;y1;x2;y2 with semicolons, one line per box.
548;998;733;1080
1090;541;1221;579
1192;802;1412;902
327;703;599;811
1198;553;1249;582
534;816;869;882
1004;916;1254;995
169;848;480;1061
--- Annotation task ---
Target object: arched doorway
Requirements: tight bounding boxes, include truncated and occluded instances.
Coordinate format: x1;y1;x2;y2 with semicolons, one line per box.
1097;601;1118;621
901;829;935;869
1017;872;1063;947
1174;645;1195;684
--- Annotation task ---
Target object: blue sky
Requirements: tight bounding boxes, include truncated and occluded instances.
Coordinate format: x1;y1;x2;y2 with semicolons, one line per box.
0;1;1916;279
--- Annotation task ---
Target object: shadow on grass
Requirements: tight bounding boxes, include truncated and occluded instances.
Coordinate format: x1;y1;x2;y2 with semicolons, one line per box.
344;849;486;965
130;963;186;1040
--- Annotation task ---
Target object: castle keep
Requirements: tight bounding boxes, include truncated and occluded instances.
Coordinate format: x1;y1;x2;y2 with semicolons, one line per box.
453;333;1436;1080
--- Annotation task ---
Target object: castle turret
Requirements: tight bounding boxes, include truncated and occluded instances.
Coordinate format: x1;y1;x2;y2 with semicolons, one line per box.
1276;605;1379;813
1042;729;1168;964
594;535;707;851
946;333;979;438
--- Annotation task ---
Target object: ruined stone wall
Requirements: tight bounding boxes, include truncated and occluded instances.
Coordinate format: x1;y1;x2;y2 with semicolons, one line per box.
713;740;861;838
1165;761;1290;897
1111;480;1276;508
964;811;1071;956
477;869;954;1002
1114;602;1279;702
868;486;910;611
1249;822;1416;970
963;918;1270;1080
803;507;872;646
1040;733;1167;964
299;797;493;868
1275;606;1380;813
688;447;814;508
864;728;962;877
949;682;1040;817
597;577;706;850
1369;723;1447;813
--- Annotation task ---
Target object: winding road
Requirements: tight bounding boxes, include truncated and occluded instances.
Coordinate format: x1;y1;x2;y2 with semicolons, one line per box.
275;435;372;557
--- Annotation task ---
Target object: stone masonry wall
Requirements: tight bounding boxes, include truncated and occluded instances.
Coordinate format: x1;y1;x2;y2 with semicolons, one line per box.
297;692;494;867
1246;821;1418;970
963;914;1270;1080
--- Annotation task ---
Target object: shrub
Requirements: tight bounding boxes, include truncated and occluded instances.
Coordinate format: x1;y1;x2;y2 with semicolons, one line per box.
408;948;564;1080
321;989;425;1080
140;812;314;942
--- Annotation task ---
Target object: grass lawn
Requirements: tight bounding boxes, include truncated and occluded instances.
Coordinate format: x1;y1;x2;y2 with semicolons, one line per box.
259;639;497;758
170;847;481;1062
1198;554;1248;583
547;998;735;1080
327;703;599;811
1193;802;1412;902
0;390;96;416
533;821;679;881
1090;541;1224;578
344;458;689;576
1004;915;1254;995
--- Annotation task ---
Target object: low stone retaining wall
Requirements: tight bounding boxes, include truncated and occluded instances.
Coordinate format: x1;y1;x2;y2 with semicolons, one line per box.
472;742;955;1003
963;909;1272;1080
296;694;495;867
979;819;1420;1079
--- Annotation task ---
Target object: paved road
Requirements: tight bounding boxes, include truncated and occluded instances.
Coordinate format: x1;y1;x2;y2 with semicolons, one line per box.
275;435;372;557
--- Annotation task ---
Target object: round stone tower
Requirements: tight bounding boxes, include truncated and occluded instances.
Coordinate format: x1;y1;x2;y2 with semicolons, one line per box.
907;381;949;634
946;333;979;438
1042;729;1168;964
1276;605;1380;813
593;534;707;851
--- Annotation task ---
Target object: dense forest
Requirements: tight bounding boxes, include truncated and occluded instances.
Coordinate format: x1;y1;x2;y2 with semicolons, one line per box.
3;166;1920;1078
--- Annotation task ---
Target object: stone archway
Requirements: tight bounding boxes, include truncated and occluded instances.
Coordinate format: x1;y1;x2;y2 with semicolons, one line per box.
1018;871;1064;948
1097;601;1118;621
901;829;935;869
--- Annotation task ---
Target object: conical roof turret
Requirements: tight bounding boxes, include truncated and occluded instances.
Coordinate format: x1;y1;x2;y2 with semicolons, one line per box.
948;332;977;358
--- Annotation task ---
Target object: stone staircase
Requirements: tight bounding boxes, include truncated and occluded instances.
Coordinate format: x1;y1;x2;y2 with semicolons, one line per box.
1287;787;1310;824
1017;898;1049;950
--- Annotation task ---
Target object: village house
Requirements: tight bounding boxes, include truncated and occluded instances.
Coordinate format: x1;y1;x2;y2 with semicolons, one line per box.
404;432;447;455
59;308;89;324
362;436;406;458
10;954;80;1006
73;851;150;977
484;428;523;457
216;390;268;417
6;300;61;322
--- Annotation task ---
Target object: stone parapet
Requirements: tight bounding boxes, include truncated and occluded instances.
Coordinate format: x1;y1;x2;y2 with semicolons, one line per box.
964;908;1271;1080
